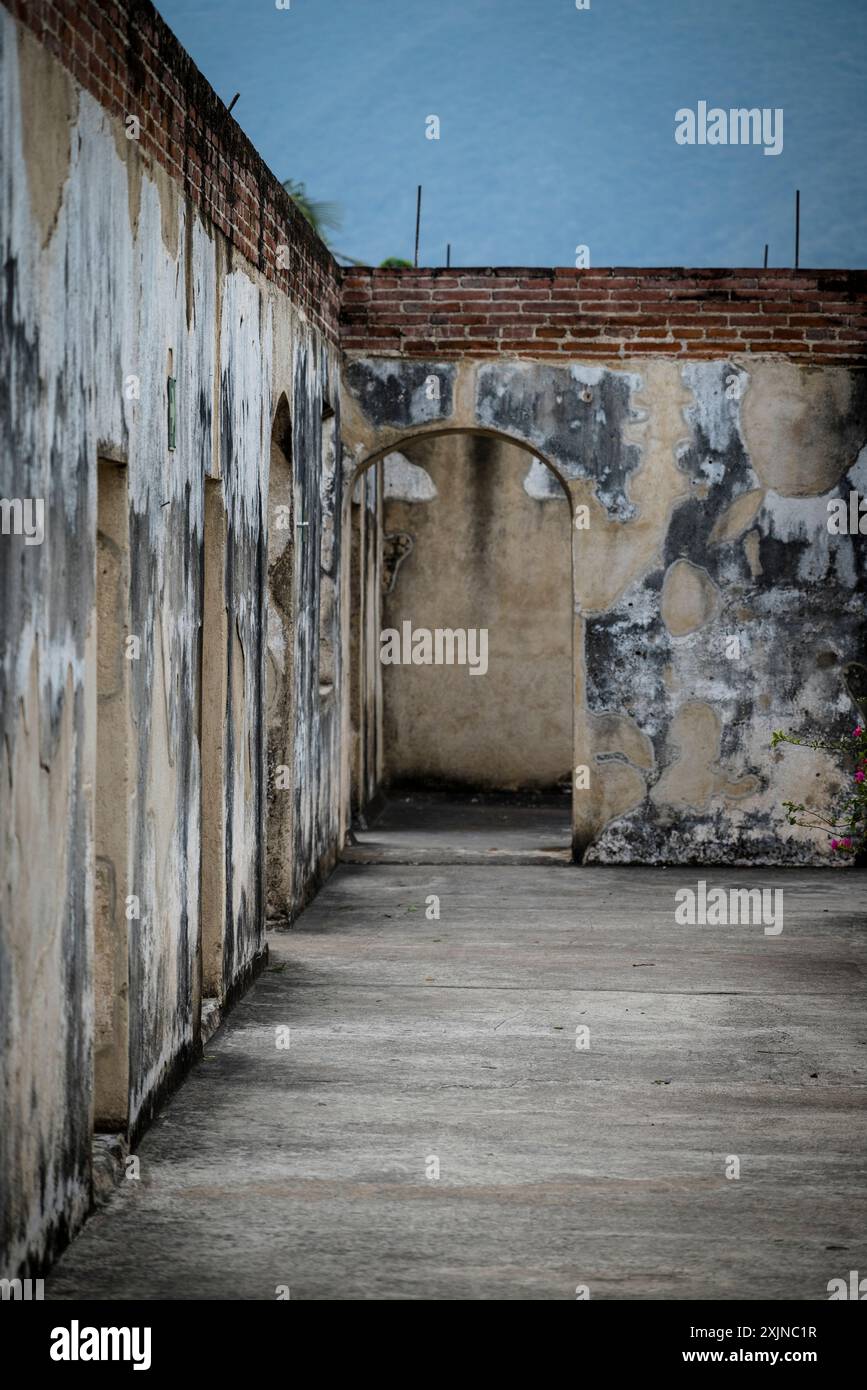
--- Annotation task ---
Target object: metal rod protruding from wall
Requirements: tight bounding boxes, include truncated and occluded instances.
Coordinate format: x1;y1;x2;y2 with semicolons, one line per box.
414;186;422;269
795;190;800;269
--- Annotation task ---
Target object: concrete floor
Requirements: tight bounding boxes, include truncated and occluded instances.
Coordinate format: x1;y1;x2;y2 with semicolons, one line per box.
48;829;867;1299
344;788;573;864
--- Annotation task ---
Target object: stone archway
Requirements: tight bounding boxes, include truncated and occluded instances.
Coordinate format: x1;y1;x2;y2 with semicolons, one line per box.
339;418;580;857
338;355;673;862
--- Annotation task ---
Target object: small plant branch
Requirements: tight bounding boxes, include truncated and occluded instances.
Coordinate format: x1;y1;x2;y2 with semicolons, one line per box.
772;723;867;857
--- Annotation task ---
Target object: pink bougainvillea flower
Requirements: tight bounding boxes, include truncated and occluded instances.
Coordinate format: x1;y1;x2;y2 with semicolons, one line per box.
854;726;864;737
830;839;840;850
856;770;866;783
841;837;853;848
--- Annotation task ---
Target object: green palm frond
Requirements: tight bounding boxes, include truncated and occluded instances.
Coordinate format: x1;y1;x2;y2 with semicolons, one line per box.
281;179;342;241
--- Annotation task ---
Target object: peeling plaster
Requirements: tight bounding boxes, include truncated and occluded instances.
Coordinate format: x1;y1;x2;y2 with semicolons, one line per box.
343;359;455;428
523;457;564;500
709;489;765;546
1;15;344;1276
661;559;722;637
476;360;644;519
341;348;866;869
652;702;760;811
4;2;867;1283
383;452;437;502
741;363;867;497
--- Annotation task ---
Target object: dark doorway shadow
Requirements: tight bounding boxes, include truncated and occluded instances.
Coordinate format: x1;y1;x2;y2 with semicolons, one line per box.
343;785;572;865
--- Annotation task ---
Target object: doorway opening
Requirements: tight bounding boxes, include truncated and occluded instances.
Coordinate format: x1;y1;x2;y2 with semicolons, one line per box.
343;430;574;864
94;457;132;1129
265;394;295;921
200;476;228;1005
318;401;337;700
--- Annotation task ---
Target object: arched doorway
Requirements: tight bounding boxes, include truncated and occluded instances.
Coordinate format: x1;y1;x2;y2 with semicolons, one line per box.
265;394;295;921
341;427;575;861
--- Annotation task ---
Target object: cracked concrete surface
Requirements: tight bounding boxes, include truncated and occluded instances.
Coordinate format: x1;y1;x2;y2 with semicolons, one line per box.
47;853;867;1301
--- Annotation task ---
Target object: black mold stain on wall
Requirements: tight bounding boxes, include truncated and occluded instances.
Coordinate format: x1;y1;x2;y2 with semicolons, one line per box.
344;359;456;428
586;362;866;864
476;362;642;520
2;110;346;1277
0;244;94;1272
290;338;344;911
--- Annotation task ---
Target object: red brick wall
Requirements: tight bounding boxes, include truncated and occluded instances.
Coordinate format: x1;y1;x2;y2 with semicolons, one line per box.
6;0;340;342
340;267;867;365
10;2;866;367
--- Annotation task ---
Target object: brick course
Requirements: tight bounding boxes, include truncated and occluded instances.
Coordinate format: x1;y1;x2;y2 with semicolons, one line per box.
7;0;340;342
340;267;867;365
10;2;866;367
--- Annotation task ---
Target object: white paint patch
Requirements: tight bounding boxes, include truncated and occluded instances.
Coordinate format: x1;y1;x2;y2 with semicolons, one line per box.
698;456;726;487
682;360;748;454
523;457;564;501
568;364;606;388
0;11;340;1274
850;443;867;491
383;452;437;502
762;489;857;587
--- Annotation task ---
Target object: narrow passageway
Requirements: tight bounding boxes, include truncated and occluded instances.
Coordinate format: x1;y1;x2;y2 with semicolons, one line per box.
48;854;867;1301
6;0;867;1317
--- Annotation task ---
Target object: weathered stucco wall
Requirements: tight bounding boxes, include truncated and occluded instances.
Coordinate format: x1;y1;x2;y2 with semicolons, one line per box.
341;355;867;864
3;0;866;1293
0;9;344;1276
380;434;573;789
346;462;383;817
